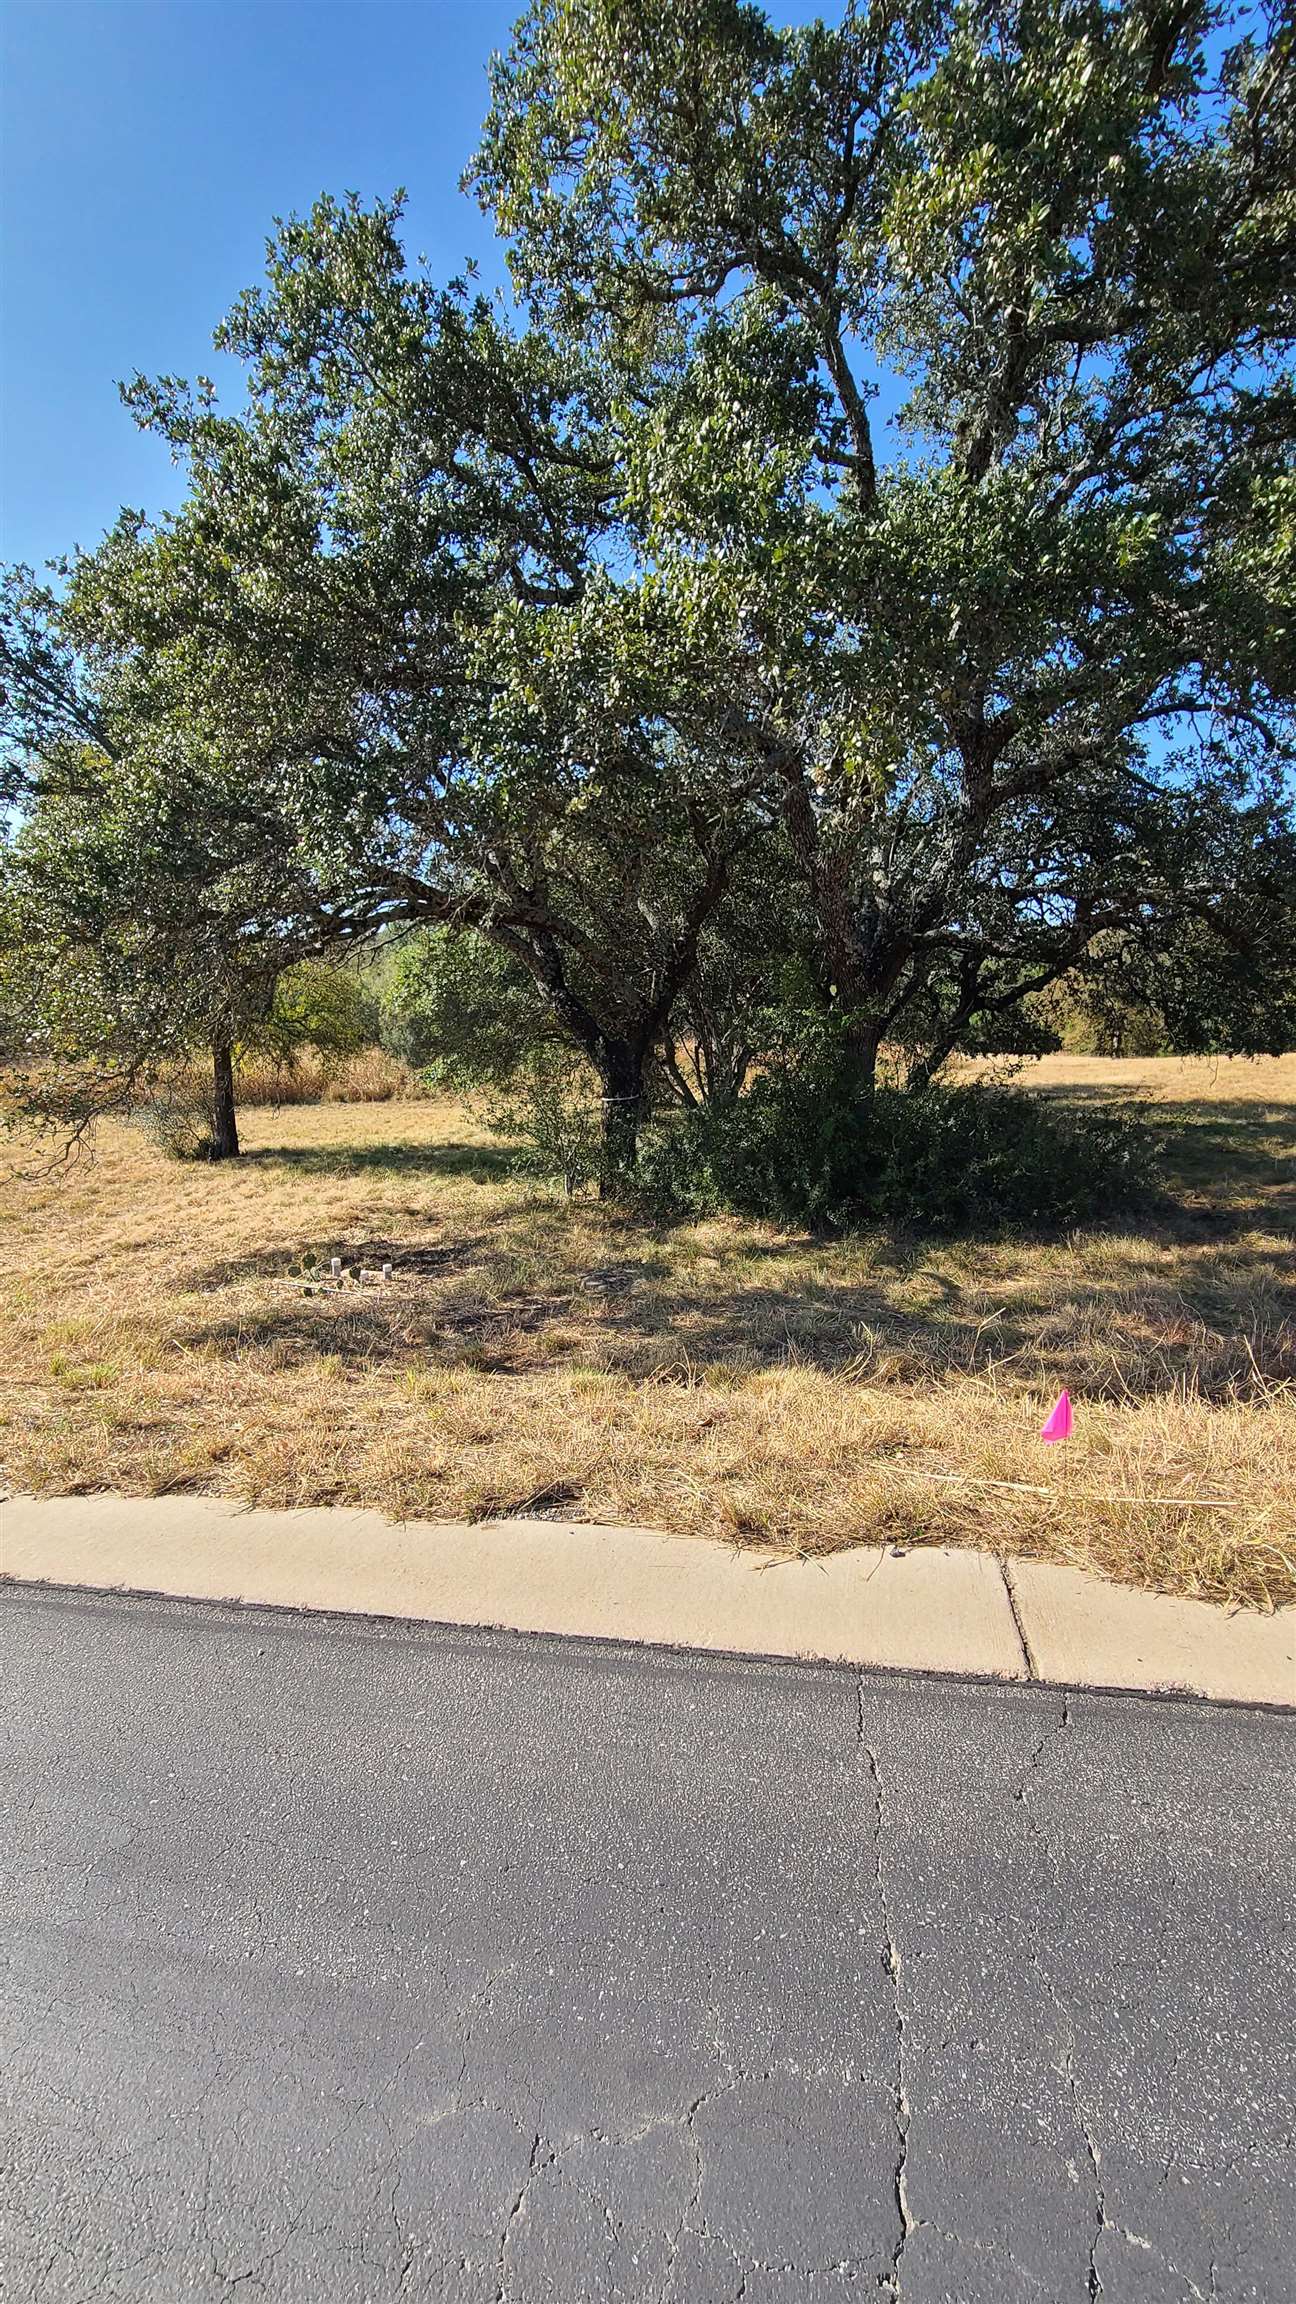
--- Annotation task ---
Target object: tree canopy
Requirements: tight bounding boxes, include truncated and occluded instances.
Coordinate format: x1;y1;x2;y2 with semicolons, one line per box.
474;0;1296;1072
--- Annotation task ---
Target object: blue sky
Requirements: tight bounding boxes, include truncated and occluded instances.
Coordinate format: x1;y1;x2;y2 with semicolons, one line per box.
2;0;897;579
0;1;523;571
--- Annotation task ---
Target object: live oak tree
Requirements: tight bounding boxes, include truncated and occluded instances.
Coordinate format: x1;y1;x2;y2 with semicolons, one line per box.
0;747;317;1160
54;197;773;1176
1;574;337;1158
473;0;1296;1080
654;836;818;1108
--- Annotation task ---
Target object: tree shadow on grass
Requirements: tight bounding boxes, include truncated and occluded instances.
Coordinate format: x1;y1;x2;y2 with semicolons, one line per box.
177;1198;1296;1401
193;1230;498;1293
239;1138;527;1183
172;1093;1296;1402
1033;1089;1296;1231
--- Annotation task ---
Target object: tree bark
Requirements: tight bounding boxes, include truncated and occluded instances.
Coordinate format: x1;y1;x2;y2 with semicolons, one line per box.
597;1038;645;1191
842;1015;882;1090
210;1044;240;1160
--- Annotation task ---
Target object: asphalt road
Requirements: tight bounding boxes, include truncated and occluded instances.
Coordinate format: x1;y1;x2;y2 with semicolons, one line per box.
2;1585;1293;2303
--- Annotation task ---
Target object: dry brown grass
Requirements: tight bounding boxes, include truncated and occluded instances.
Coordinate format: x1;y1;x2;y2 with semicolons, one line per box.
170;1046;424;1106
4;1052;1294;1610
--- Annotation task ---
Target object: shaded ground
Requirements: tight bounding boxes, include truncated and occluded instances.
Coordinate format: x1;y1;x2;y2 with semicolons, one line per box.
2;1054;1294;1606
3;1586;1293;2302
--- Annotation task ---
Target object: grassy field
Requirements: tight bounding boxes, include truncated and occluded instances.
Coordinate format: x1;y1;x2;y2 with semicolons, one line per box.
3;1053;1294;1610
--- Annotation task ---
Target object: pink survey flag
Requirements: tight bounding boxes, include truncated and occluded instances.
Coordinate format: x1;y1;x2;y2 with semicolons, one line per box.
1040;1390;1073;1443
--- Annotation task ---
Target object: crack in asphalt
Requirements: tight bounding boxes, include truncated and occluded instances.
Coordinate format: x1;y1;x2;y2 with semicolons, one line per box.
862;1727;915;2302
495;2130;548;2302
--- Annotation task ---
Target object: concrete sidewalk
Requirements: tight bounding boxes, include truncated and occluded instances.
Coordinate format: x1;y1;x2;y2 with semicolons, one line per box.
2;1490;1293;1707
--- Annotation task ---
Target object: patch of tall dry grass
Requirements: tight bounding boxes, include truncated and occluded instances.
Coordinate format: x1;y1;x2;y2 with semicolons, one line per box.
2;1054;1293;1610
186;1045;424;1105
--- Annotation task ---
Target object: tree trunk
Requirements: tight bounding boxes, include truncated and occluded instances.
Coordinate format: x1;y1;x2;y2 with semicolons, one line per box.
906;1032;961;1095
842;1016;882;1091
210;1044;240;1160
597;1040;645;1193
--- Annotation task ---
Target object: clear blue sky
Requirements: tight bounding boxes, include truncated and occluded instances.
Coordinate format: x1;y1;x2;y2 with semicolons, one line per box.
1;0;879;579
0;0;524;571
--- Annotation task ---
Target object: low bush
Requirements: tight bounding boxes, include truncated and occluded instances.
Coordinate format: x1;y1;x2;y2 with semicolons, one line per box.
632;1065;1160;1234
483;1054;604;1194
137;1082;219;1162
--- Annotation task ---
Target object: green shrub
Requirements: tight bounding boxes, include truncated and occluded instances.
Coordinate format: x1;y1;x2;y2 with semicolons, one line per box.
138;1081;218;1162
378;930;552;1085
484;1052;605;1194
632;1065;1160;1234
261;962;379;1063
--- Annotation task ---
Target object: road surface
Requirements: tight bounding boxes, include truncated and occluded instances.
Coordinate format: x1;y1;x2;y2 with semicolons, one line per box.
2;1582;1293;2301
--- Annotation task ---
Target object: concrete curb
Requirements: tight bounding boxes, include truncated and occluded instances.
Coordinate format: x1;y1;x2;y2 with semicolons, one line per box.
1005;1556;1295;1708
2;1493;1293;1709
